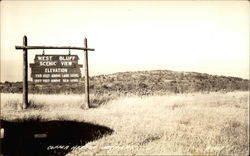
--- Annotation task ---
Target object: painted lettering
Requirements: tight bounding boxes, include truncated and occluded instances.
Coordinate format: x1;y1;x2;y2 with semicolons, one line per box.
39;61;57;66
61;61;72;66
70;74;79;77
70;79;79;82
34;79;42;83
59;56;75;61
62;79;69;82
51;74;61;78
45;68;68;73
62;74;69;78
42;79;50;83
37;56;53;61
35;74;42;78
43;74;50;78
51;79;61;83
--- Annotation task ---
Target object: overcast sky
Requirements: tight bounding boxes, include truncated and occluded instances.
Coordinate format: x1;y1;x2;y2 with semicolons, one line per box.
1;1;249;82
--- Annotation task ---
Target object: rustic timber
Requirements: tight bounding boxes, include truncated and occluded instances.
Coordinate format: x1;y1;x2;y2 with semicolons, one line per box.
15;46;94;51
84;38;90;109
22;36;28;109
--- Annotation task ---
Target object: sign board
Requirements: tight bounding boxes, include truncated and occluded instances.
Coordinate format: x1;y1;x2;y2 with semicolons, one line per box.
30;55;82;83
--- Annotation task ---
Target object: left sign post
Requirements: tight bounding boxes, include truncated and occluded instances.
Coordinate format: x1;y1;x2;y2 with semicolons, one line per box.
22;36;28;109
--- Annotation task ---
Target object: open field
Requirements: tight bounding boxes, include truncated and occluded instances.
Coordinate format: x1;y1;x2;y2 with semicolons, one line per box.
0;91;249;155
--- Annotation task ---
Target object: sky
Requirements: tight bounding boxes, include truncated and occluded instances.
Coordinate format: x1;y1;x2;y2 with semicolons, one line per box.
1;1;249;82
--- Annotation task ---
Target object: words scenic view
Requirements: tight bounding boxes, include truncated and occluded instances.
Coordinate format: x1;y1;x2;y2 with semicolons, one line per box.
1;1;249;156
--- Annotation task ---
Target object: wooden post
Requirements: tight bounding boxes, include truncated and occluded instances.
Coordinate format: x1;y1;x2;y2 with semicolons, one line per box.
22;36;28;109
84;37;90;109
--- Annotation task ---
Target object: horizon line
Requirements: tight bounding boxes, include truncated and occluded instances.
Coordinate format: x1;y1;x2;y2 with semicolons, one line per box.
1;69;249;83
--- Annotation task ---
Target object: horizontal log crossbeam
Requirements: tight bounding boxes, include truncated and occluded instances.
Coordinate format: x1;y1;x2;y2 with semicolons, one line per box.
15;46;95;51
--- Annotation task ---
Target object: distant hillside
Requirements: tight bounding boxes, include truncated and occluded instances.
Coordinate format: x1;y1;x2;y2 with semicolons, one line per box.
0;70;249;95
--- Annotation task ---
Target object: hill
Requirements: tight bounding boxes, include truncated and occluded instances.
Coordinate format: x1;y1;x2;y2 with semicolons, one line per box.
0;70;249;94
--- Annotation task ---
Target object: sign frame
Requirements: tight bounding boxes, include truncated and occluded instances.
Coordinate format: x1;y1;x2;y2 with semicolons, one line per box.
15;36;95;109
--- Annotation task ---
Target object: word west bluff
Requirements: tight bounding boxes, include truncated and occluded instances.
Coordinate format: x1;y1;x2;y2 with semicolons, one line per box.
37;56;76;67
37;56;76;61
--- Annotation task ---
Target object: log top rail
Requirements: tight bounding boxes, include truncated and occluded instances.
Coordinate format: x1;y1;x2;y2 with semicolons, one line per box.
15;46;95;51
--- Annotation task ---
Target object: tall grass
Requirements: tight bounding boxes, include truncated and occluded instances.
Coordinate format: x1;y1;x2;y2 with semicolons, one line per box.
1;91;249;155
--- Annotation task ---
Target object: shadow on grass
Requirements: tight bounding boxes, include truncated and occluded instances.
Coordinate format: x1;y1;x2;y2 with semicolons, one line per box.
0;120;113;156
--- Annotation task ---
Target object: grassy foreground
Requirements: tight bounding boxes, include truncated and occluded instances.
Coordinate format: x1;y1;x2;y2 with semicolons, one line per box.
1;91;249;155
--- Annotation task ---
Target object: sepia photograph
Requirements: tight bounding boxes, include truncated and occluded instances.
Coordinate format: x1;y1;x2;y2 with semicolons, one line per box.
0;0;249;155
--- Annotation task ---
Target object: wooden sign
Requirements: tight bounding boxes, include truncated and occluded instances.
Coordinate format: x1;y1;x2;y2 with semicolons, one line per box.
16;36;94;109
30;55;82;83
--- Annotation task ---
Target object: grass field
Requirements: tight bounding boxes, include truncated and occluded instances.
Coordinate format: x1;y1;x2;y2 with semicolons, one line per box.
1;91;249;155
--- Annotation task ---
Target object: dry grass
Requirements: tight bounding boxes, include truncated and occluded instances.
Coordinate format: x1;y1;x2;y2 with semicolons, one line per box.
1;91;249;155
